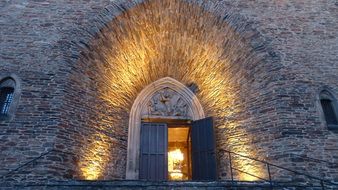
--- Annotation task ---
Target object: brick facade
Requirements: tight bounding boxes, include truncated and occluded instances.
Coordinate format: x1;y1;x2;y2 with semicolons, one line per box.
0;0;337;185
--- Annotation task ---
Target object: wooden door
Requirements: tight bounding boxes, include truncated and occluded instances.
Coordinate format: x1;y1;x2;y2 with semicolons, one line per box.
191;117;217;180
139;123;168;181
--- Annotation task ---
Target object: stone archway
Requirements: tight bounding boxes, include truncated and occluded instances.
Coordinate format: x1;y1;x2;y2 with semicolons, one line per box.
126;77;205;179
59;0;283;181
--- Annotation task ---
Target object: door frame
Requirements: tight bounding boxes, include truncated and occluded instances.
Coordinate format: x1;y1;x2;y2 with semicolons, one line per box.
140;118;193;181
126;77;205;179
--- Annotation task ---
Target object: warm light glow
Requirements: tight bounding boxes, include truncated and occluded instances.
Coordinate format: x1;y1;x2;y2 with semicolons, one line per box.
169;149;184;161
77;0;266;180
222;121;267;181
168;149;184;180
82;161;101;180
237;154;265;181
170;172;183;180
78;133;112;180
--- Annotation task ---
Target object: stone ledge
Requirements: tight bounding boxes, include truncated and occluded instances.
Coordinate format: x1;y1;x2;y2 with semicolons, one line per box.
1;180;336;190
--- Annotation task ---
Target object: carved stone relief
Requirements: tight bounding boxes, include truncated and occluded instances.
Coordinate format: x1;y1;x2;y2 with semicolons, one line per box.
144;87;190;118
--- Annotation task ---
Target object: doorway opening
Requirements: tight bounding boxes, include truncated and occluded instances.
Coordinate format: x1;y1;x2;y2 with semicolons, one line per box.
139;117;216;181
167;122;192;181
168;126;191;181
140;118;192;181
126;77;207;180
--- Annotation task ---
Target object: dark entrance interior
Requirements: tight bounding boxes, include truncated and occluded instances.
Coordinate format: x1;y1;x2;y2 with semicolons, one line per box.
139;117;217;181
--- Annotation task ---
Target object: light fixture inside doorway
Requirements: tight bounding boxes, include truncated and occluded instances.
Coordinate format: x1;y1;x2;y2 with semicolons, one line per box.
168;148;184;180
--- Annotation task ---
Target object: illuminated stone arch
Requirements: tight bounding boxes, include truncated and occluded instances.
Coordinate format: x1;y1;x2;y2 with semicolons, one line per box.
126;77;205;179
58;0;282;181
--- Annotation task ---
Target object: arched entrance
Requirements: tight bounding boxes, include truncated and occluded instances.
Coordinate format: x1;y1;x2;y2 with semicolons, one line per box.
126;77;210;180
65;0;277;181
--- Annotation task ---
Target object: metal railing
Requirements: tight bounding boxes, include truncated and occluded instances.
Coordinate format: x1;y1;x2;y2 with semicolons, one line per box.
1;148;337;190
221;149;338;190
0;149;75;180
290;153;337;165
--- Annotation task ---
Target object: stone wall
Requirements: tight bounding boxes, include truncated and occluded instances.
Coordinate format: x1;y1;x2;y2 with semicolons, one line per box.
0;0;337;183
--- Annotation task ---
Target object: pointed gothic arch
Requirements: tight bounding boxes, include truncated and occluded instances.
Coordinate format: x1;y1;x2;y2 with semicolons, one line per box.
319;88;338;130
126;77;205;179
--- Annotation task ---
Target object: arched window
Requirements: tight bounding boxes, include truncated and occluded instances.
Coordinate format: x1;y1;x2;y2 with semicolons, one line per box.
0;78;16;118
320;90;338;130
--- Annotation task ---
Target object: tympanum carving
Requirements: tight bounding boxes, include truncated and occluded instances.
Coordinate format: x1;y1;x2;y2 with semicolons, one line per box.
146;88;189;118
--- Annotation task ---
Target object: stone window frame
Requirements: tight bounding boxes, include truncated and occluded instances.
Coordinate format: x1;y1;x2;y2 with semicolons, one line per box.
0;74;21;122
318;88;338;131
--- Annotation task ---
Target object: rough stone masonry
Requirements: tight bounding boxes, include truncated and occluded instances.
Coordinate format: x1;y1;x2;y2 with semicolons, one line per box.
0;0;337;186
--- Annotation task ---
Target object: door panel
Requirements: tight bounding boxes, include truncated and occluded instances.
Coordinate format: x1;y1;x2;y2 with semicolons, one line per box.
139;123;168;181
191;117;217;180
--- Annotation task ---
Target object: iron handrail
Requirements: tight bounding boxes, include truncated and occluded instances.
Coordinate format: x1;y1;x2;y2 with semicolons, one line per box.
0;149;75;180
289;153;337;165
221;149;338;190
1;148;337;189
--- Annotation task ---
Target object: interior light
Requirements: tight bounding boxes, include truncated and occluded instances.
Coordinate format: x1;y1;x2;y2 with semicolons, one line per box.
168;149;184;180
